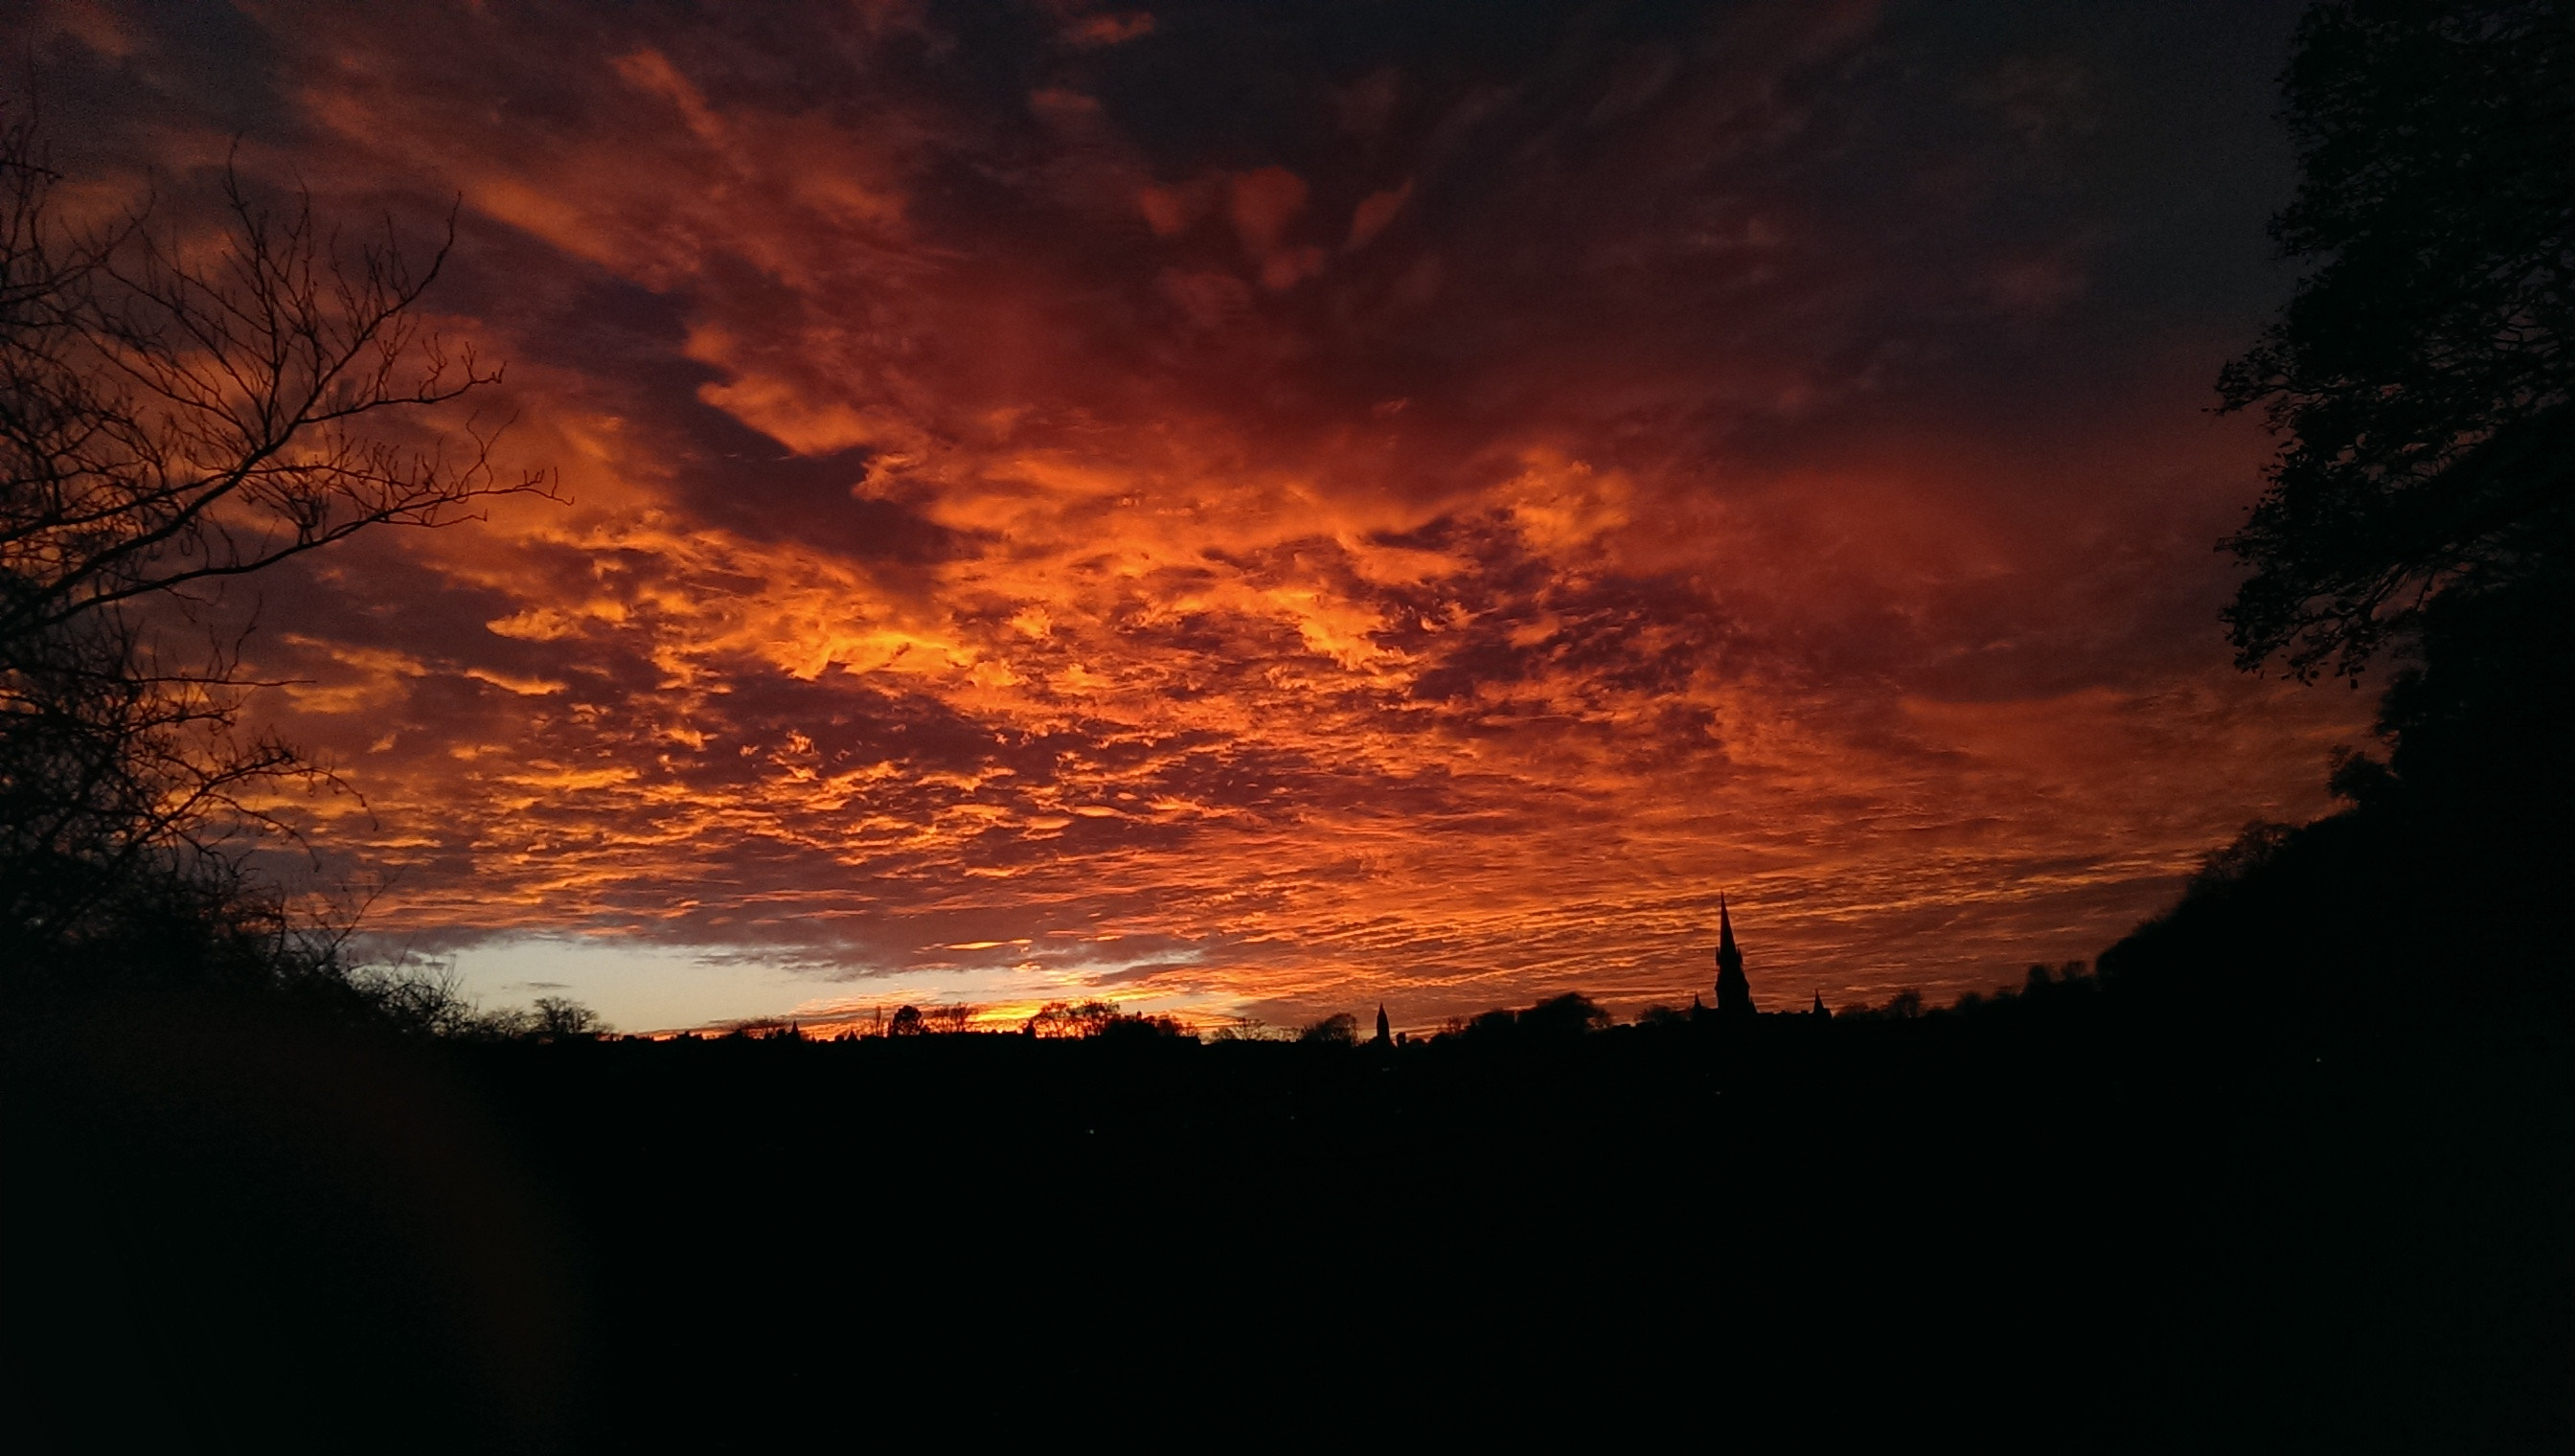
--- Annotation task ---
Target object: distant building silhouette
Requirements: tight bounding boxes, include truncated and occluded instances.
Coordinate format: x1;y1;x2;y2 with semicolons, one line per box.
1373;1005;1391;1046
1811;990;1829;1018
1714;896;1754;1018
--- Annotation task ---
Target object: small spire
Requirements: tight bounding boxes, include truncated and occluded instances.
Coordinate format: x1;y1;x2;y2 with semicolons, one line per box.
1373;1004;1391;1045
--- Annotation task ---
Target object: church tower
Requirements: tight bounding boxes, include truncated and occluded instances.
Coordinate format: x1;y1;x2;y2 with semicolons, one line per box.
1714;896;1754;1017
1373;1004;1392;1046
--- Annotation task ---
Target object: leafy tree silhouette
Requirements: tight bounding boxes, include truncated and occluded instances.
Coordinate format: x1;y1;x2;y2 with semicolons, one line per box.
2213;0;2575;854
2105;0;2575;1035
2218;0;2571;682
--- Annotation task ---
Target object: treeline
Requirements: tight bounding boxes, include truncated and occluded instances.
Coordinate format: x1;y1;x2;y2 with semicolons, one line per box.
607;967;2113;1055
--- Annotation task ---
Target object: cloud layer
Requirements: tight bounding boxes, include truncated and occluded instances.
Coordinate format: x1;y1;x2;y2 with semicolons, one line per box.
25;0;2358;1028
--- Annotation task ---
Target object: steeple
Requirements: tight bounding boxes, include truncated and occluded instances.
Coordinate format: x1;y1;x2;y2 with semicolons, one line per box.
1373;1004;1391;1046
1714;895;1754;1017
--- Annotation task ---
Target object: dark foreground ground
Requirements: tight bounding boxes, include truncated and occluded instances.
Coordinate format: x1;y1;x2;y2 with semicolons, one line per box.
6;995;2571;1451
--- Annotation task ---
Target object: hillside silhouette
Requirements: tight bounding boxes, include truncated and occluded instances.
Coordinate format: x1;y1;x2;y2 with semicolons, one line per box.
11;945;2570;1449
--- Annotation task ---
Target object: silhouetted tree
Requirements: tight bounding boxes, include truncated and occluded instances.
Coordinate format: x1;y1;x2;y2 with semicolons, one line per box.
2218;0;2572;682
1095;1011;1193;1043
0;110;549;994
2213;0;2575;854
527;995;605;1040
2101;0;2575;1035
1023;1000;1117;1038
1209;1018;1284;1042
1298;1012;1359;1046
1440;992;1610;1043
2189;823;2301;897
888;1005;925;1036
1516;991;1609;1039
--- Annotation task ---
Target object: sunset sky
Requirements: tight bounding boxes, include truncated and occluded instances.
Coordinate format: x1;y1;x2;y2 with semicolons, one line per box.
25;0;2370;1033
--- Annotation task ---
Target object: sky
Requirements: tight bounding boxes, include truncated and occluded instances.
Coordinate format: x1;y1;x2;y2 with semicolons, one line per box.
18;0;2370;1034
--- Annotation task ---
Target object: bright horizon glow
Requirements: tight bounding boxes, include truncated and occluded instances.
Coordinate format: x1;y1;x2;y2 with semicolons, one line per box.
438;932;1223;1035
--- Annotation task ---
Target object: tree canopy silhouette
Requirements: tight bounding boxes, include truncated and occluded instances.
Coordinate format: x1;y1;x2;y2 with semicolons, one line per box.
2218;0;2572;681
1297;1012;1359;1046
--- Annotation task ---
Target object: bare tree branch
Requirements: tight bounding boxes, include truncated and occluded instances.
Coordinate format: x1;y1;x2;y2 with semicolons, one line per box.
0;108;555;990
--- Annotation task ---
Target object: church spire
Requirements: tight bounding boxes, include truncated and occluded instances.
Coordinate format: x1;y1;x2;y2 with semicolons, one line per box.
1373;1004;1391;1046
1714;894;1754;1018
